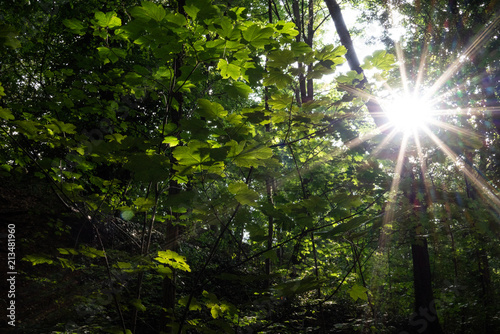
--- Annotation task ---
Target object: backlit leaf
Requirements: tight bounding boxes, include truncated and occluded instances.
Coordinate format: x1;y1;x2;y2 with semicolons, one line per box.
63;19;86;35
228;181;259;206
0;107;14;120
218;59;240;80
130;1;166;22
94;11;122;28
197;99;227;119
155;250;191;272
349;284;368;301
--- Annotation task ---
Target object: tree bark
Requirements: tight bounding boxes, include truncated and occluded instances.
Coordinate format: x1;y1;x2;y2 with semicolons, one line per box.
162;2;186;332
404;159;444;334
293;0;308;103
323;0;388;129
410;238;443;334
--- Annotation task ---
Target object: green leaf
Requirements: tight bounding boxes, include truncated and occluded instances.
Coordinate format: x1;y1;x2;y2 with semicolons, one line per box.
131;299;147;312
57;257;76;271
275;21;298;37
63;19;86;35
267;49;295;68
22;254;54;266
242;23;274;48
155;250;191;272
263;70;293;89
0;24;20;48
268;94;293;110
116;261;133;269
197;99;227;119
57;248;79;255
173;140;211;166
46;120;77;134
211;305;223;319
183;4;200;19
94;11;122;28
130;1;166;22
163;136;179;147
228;181;259;206
165;12;187;26
226;81;253;98
97;47;126;64
349;284;368;301
104;133;127;143
79;245;105;258
178;296;202;311
363;50;396;71
217;59;240;80
227;141;273;168
336;70;364;84
133;197;155;212
156;265;173;279
291;41;312;55
0;107;14;120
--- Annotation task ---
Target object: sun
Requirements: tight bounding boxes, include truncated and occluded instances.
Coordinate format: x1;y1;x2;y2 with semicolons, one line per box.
383;94;434;133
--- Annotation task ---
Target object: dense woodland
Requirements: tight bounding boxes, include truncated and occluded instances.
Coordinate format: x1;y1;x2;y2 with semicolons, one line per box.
1;0;499;333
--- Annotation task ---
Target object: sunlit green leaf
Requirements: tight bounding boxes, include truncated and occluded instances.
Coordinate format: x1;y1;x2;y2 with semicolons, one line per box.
155;250;191;272
130;1;166;22
197;99;227;119
22;254;54;266
242;23;274;48
218;59;240;80
94;11;122;28
228;181;259;206
178;295;202;311
349;284;368;301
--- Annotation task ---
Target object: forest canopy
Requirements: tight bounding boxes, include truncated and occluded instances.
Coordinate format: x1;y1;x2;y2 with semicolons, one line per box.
0;0;499;333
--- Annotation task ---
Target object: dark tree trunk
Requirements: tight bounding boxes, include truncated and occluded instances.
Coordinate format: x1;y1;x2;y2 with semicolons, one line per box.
292;0;308;103
402;158;444;334
323;0;388;129
162;3;186;332
306;0;314;102
410;238;443;334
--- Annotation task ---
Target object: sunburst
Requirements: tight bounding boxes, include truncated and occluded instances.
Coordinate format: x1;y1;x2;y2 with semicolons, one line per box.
340;9;500;221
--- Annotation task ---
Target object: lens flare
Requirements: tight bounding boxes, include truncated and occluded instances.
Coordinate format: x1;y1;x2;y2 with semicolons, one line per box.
383;95;434;133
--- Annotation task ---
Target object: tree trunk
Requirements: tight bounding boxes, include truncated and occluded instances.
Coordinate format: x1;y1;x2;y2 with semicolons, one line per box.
403;159;443;334
410;237;443;334
162;2;186;330
306;0;314;102
292;0;308;103
323;0;388;129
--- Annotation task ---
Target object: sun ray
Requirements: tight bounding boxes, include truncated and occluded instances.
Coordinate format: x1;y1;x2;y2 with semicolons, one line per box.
427;119;484;139
414;37;430;93
421;125;500;215
424;13;500;100
413;131;434;207
395;41;410;95
380;133;410;248
370;128;400;158
431;106;500;118
428;69;495;106
337;83;380;101
345;121;393;146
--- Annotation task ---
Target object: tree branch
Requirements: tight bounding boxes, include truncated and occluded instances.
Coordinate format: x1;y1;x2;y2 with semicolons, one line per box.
323;0;388;130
